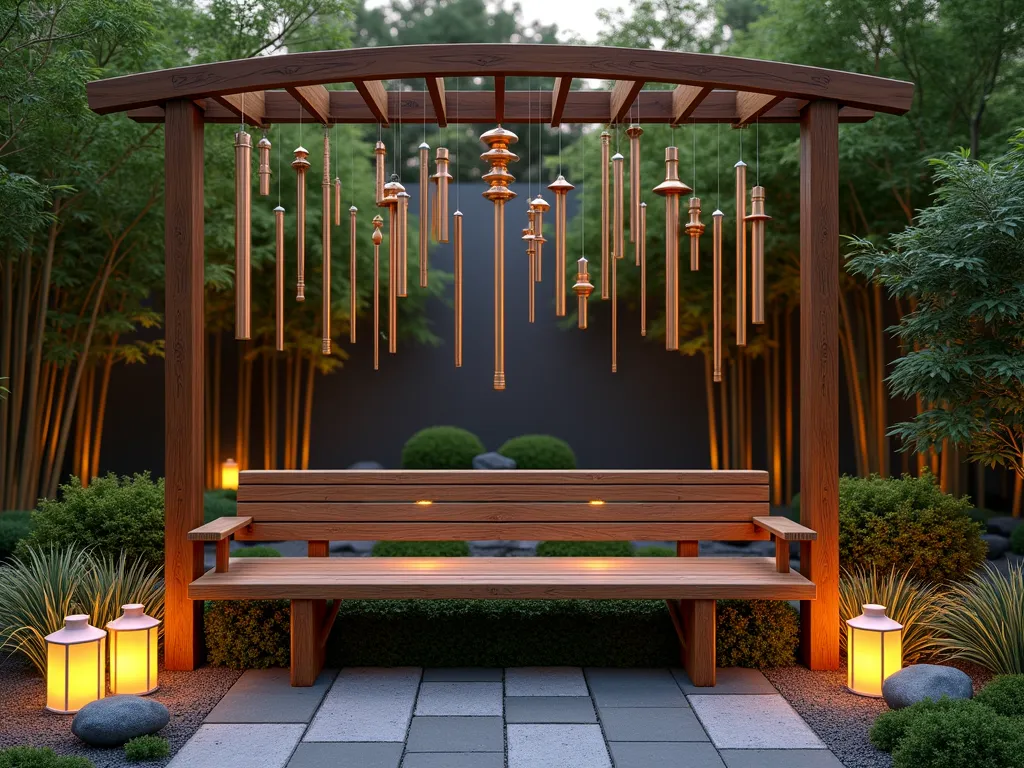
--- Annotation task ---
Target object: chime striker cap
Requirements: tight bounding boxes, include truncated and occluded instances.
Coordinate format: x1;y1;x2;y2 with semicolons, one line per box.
735;159;747;168
480;125;518;145
419;141;430;149
273;205;285;212
257;136;271;147
548;174;574;192
530;195;550;211
712;209;724;216
653;178;691;196
611;152;624;161
349;205;358;212
626;124;644;137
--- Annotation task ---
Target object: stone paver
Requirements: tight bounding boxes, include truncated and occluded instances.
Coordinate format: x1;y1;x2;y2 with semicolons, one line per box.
505;695;596;723
205;668;336;723
504;666;588;696
405;717;504;752
287;742;403;768
507;724;612;768
401;754;504;768
422;667;502;682
167;724;305;768
414;682;503;715
673;667;777;695
600;707;709;741
689;695;826;749
719;749;845;768
608;742;726;768
305;667;421;742
586;667;689;707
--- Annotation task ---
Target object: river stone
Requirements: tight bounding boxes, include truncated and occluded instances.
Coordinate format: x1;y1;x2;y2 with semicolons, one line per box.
72;695;170;746
882;665;973;710
348;460;384;470
987;516;1023;538
472;452;517;470
981;533;1010;560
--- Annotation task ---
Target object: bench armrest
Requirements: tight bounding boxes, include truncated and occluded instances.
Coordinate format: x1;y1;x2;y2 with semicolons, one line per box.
752;516;816;541
188;516;252;541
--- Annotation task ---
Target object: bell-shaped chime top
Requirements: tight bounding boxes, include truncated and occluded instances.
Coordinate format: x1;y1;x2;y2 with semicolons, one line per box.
626;124;644;140
530;195;549;245
653;147;691;197
382;172;404;205
547;175;575;195
530;195;550;213
480;125;519;202
685;197;705;238
745;186;771;224
291;145;310;171
573;256;594;298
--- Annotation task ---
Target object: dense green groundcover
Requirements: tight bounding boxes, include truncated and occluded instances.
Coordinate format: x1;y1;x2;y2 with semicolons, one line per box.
0;747;94;768
371;540;470;557
0;511;33;561
123;736;169;763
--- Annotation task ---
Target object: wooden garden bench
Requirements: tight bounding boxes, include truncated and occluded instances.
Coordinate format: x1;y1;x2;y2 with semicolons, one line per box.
188;470;816;687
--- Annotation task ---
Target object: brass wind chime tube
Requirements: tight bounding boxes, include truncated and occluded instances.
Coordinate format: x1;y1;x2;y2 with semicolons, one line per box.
292;145;310;302
735;159;748;346
321;128;331;355
530;196;549;281
573;256;594;330
600;131;610;299
349;205;358;344
430;176;440;242
611;234;618;373
234;130;252;339
653;146;692;352
627;124;643;257
434;148;452;243
334;176;342;225
454;210;464;367
397;190;410;297
746;186;770;325
523;226;535;324
419;142;429;287
480;125;519;391
639;201;647;336
685;197;704;271
374;140;386;206
274;205;285;351
382;176;402;354
257;133;271;197
548;175;574;317
372;215;383;370
713;209;724;382
612;152;625;261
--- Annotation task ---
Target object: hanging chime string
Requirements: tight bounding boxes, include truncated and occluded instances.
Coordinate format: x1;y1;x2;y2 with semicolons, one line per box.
455;77;460;210
756;118;760;186
527;77;532;199
716;122;721;209
580;123;585;255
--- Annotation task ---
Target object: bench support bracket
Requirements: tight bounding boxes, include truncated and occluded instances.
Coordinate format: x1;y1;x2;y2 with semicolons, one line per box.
676;599;716;687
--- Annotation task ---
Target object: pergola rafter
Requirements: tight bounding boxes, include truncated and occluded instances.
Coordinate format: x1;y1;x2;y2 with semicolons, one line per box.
85;43;913;677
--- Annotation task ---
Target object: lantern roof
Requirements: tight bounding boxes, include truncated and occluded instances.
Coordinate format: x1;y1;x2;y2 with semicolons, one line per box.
45;615;106;645
848;604;902;632
107;604;161;632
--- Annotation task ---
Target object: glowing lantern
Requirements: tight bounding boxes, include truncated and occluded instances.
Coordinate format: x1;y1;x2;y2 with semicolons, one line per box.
221;458;239;491
847;604;902;697
45;615;105;714
107;604;160;696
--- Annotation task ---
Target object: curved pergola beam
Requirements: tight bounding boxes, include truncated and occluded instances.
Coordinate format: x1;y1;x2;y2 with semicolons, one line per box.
86;43;913;117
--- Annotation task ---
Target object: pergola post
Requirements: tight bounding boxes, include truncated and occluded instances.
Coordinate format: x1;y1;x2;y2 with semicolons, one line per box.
798;99;840;670
163;99;206;670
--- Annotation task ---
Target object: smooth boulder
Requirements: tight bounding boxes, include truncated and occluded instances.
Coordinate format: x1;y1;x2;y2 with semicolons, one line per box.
882;664;973;710
72;695;170;747
987;516;1023;538
348;460;384;470
981;533;1010;560
472;452;516;470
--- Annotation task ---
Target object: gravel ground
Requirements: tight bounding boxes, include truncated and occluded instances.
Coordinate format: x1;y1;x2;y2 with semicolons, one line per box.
0;654;241;767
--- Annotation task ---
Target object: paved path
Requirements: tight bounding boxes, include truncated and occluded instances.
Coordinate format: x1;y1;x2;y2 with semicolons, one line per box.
167;667;844;768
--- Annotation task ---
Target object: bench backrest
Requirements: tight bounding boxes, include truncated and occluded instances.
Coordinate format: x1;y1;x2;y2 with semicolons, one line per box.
235;470;770;544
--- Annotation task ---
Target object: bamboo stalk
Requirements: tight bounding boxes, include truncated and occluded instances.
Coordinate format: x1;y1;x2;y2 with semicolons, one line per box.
704;348;719;469
301;355;315;470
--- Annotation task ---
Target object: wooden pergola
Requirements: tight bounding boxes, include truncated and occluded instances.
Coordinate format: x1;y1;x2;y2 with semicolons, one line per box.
86;44;914;673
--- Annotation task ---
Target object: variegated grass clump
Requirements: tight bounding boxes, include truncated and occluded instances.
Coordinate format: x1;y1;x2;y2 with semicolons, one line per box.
0;545;164;676
839;566;944;664
930;562;1024;675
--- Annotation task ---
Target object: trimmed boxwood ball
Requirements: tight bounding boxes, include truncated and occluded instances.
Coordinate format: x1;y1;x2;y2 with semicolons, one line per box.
716;600;799;667
401;426;485;470
892;702;1024;768
536;541;634;557
0;747;94;768
870;697;969;752
372;541;470;557
976;675;1024;717
498;434;576;469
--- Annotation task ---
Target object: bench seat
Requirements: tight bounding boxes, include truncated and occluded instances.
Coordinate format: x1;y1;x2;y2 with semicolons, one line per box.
189;556;816;601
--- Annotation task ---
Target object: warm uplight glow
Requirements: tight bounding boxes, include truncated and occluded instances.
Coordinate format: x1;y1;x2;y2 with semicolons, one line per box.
107;604;160;695
415;500;433;506
581;559;616;570
847;604;902;697
406;559;444;570
589;500;605;506
221;458;239;490
45;615;106;714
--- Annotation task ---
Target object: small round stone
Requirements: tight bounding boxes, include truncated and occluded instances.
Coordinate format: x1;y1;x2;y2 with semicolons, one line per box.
882;664;973;710
71;695;170;747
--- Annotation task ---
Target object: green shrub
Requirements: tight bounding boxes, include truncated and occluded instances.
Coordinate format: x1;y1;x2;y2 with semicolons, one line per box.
1011;524;1024;555
400;426;485;469
0;747;94;768
124;736;169;762
233;546;281;558
870;697;968;752
536;541;634;557
0;511;34;561
0;546;163;676
636;546;676;556
716;600;799;667
838;474;984;583
204;489;237;524
840;567;943;664
497;435;576;469
931;562;1024;674
976;675;1024;717
372;541;470;557
205;599;290;668
892;703;1024;768
18;473;165;569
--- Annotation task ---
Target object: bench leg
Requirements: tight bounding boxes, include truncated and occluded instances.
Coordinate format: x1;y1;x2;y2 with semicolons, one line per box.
681;599;716;687
291;599;325;687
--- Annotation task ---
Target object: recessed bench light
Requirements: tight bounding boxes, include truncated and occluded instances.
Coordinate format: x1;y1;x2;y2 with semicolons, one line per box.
415;500;433;506
589;500;605;506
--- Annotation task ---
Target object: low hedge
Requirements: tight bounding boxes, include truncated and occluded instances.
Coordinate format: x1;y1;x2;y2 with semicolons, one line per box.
0;747;94;768
372;540;470;557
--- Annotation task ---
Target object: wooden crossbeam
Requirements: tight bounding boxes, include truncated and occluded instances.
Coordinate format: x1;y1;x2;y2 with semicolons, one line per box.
550;76;572;127
671;85;712;125
610;80;644;123
286;85;331;124
735;91;785;126
494;76;505;123
211;91;265;127
352;80;389;124
426;77;447;127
